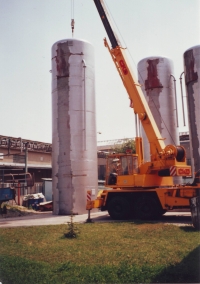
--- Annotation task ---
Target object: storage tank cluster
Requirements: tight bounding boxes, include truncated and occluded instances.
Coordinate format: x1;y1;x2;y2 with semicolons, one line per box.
137;45;200;178
50;34;199;214
51;39;98;215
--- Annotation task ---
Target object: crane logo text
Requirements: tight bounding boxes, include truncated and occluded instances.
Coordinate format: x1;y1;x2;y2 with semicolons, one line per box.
119;60;128;75
178;168;191;175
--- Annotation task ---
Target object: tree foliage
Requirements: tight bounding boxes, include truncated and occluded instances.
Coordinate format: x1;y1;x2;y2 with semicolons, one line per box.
111;139;136;154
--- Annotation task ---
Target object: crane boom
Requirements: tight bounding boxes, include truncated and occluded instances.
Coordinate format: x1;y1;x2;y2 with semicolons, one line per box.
103;38;166;159
93;0;119;48
93;0;188;167
94;0;165;159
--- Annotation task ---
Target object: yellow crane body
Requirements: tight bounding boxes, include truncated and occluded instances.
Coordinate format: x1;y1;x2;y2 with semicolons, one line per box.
87;0;200;220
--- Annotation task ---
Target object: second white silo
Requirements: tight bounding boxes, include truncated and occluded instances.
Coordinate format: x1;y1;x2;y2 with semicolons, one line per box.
51;38;98;215
184;45;200;175
137;56;179;162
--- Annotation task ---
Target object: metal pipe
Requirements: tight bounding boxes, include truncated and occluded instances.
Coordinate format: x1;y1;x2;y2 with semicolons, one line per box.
25;143;28;174
18;182;20;206
135;113;139;136
139;115;142;137
170;74;179;127
179;72;186;126
8;138;10;155
82;59;87;151
25;143;28;194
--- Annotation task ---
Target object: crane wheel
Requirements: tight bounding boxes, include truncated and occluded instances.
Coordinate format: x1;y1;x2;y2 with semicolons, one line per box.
108;196;130;220
134;195;162;220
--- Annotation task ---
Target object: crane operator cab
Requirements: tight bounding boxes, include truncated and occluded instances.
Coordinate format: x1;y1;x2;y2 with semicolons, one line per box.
106;154;139;187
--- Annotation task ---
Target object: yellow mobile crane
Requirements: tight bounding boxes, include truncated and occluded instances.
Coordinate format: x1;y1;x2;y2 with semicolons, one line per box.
87;0;200;220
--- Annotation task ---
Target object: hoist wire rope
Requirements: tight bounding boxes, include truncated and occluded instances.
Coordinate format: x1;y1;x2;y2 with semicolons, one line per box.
148;93;176;145
71;0;74;19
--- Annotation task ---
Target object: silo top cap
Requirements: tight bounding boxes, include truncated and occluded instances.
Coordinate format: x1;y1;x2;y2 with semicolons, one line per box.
52;38;93;49
184;45;200;54
137;56;172;65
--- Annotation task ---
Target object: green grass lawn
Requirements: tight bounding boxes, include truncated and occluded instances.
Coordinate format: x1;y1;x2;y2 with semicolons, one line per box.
0;222;199;283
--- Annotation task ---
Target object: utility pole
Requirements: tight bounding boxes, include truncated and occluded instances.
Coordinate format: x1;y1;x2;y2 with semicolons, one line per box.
24;142;28;195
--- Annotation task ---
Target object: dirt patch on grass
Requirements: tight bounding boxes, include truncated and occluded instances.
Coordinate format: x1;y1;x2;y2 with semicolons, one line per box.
0;205;38;219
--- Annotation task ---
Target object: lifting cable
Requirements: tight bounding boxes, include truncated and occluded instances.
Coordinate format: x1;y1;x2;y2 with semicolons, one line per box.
71;0;75;37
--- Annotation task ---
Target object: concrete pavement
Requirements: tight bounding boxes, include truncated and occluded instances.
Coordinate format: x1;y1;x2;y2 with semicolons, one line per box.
0;210;192;228
0;211;110;228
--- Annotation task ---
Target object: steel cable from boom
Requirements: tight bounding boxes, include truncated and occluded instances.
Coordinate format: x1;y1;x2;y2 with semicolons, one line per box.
71;0;75;37
148;92;176;146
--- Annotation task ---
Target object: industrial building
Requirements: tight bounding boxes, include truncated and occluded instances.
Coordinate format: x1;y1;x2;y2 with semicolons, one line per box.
0;132;191;188
0;135;52;198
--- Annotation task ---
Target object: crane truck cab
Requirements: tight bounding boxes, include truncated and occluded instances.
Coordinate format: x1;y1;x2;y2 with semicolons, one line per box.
107;153;138;186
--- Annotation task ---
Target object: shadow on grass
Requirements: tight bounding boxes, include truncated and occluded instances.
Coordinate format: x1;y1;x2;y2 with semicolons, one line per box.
1;248;199;284
179;225;197;232
152;245;200;283
90;212;192;226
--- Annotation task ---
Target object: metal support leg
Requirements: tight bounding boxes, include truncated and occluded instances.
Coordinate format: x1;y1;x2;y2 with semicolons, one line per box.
86;209;93;223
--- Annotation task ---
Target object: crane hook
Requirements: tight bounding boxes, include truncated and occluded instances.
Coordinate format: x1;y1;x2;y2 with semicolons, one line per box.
71;19;75;37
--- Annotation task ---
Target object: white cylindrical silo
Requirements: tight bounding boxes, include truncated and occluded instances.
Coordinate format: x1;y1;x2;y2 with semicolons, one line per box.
184;45;200;175
137;56;179;162
51;38;98;215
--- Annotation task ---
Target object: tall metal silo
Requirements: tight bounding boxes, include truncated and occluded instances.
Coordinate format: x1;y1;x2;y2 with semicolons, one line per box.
137;56;179;162
51;38;98;215
183;45;200;175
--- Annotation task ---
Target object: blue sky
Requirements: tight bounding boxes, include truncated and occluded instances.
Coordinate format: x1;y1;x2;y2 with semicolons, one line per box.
0;0;199;143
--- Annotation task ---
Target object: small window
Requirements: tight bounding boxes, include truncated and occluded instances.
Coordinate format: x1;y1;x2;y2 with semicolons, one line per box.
120;156;138;175
133;157;139;173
